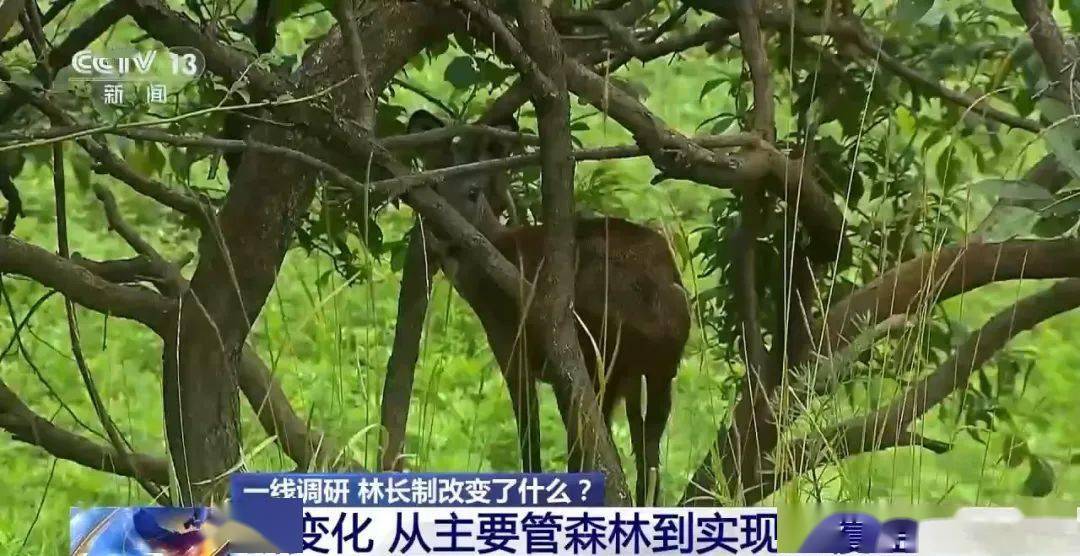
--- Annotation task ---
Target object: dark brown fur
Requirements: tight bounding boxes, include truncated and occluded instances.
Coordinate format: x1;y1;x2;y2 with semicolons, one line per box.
486;217;691;503
406;109;689;503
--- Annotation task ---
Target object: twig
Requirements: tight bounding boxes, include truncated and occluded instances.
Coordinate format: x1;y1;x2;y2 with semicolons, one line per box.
439;0;558;96
330;0;374;129
52;135;167;500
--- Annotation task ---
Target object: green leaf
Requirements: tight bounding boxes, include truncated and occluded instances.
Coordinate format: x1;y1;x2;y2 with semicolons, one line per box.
477;58;512;86
1033;212;1078;237
699;78;725;101
972;179;1052;200
936;148;961;190
1038;98;1080;180
1043;127;1080;181
1041;191;1080;217
1022;456;1055;497
444;56;479;89
897;0;934;24
1000;434;1029;468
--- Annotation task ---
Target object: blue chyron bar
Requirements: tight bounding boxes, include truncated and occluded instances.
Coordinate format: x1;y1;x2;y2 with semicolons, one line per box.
223;472;779;554
71;474;782;554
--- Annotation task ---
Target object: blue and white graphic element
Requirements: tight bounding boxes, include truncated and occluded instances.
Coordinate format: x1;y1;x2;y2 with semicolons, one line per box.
798;512;916;553
798;507;1080;554
70;507;231;555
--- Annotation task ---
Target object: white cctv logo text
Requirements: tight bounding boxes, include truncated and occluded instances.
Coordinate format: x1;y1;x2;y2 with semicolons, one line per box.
72;50;157;76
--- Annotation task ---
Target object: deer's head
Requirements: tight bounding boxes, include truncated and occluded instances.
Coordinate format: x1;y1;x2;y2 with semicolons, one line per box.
406;110;519;238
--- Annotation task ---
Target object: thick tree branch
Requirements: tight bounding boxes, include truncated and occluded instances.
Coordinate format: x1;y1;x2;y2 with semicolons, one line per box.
516;0;631;504
0;236;173;330
818;239;1080;358
330;0;374;130
119;0;456;501
0;377;169;485
0;158;20;234
1012;0;1076;83
379;225;437;471
765;278;1080;502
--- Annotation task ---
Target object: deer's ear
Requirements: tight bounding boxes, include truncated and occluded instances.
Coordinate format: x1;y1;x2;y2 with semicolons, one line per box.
407;110;449;169
407;110;446;133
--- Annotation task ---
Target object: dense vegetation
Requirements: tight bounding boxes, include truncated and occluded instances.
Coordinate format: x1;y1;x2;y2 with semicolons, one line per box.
2;0;1080;552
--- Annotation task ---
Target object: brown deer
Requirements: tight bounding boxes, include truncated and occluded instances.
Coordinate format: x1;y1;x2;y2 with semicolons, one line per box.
407;110;690;504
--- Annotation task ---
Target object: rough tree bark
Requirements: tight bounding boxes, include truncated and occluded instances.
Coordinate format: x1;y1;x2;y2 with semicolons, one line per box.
517;0;631;504
121;0;454;502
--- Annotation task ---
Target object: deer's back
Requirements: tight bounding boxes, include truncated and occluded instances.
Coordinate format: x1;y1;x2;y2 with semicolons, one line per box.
493;217;690;358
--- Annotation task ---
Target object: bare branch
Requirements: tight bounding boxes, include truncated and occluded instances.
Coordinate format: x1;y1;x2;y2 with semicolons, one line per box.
120;0;458;501
238;347;360;471
848;26;1042;133
0;236;173;330
0;377;169;485
1012;0;1076;83
379;225;436;471
0;1;125;120
818;239;1080;359
330;0;374;129
767;278;1080;502
0;159;20;234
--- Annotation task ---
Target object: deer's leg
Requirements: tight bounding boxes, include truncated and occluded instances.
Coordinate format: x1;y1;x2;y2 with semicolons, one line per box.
642;377;673;506
504;359;542;473
624;377;648;505
551;377;584;473
464;291;543;474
